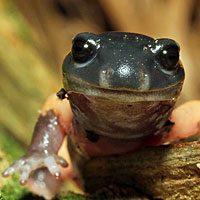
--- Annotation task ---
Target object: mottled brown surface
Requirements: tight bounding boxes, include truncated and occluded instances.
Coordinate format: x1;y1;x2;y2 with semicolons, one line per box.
79;141;200;199
68;92;176;139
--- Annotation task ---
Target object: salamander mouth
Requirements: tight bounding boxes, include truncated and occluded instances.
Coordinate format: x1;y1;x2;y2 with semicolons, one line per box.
64;73;183;102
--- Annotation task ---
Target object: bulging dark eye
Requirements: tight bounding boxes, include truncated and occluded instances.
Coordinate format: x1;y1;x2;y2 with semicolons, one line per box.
156;46;179;71
72;39;96;63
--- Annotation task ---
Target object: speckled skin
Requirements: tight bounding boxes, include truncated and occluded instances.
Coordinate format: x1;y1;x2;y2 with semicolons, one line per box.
63;32;184;90
3;32;185;200
64;32;184;156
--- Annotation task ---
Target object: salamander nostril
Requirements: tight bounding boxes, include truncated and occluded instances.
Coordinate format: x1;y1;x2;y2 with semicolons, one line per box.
85;130;99;143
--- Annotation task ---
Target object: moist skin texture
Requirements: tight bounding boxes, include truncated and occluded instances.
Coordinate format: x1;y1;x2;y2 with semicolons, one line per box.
3;32;196;200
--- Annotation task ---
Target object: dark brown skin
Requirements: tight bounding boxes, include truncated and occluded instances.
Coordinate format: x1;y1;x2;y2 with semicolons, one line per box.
68;93;175;156
3;32;191;200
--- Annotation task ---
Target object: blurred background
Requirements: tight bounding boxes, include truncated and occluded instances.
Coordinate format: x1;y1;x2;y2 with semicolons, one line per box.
0;0;200;146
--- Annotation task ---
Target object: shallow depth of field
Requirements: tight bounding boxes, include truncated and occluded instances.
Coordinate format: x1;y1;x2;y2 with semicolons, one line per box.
0;0;200;199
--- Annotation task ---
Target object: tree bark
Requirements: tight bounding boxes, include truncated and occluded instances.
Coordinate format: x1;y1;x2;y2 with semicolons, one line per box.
80;141;200;199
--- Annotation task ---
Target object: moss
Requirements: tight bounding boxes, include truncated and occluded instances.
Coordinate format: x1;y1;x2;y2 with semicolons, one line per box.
0;175;29;200
0;171;87;200
56;192;87;200
57;192;109;200
0;127;87;200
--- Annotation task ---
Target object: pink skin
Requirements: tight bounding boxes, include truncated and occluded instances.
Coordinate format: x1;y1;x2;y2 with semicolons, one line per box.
166;100;200;143
146;101;200;147
2;93;200;199
2;94;74;200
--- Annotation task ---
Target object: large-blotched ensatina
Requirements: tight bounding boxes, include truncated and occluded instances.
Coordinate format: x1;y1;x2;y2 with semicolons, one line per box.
3;32;200;199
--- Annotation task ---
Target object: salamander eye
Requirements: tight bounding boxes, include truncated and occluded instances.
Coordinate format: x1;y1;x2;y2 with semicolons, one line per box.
156;46;179;71
72;39;96;63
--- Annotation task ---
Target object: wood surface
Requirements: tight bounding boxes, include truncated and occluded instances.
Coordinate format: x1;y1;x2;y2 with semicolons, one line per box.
82;141;200;199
